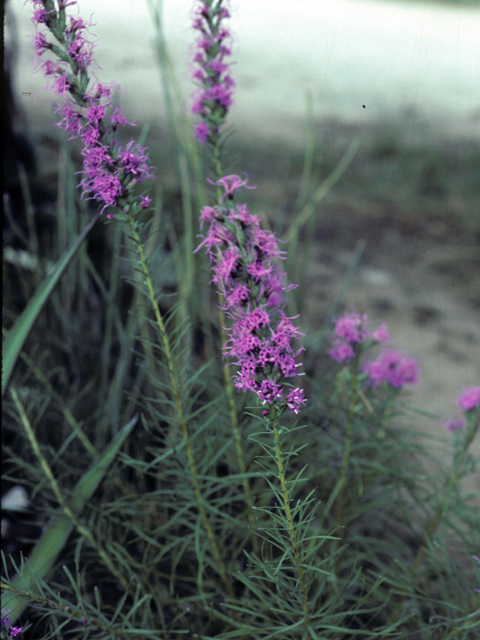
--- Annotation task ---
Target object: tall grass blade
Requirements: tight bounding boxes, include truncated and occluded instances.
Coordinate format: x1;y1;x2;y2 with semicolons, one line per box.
2;210;102;396
5;414;138;623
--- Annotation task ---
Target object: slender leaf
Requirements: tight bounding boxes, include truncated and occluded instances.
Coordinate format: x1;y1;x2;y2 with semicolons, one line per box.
6;414;138;623
2;210;101;396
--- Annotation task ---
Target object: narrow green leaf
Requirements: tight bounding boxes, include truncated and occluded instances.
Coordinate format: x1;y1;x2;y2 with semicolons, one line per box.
6;414;138;623
2;210;101;396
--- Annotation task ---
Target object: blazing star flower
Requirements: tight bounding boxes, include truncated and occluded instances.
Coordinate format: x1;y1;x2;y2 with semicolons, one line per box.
443;418;466;432
27;0;154;216
334;310;368;343
456;385;480;412
195;175;306;415
139;194;152;209
363;349;419;389
328;309;390;362
329;340;355;363
1;610;22;638
191;0;235;144
208;173;257;201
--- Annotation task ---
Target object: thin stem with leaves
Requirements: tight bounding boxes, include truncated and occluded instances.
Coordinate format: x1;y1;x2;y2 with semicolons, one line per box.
124;210;234;600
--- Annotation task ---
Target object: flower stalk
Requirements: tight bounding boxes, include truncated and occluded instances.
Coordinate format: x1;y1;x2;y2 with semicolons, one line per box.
191;0;264;555
334;355;359;540
29;0;233;601
328;310;419;567
391;388;480;621
413;409;480;574
270;410;312;637
9;386;130;591
28;0;154;218
126;212;234;600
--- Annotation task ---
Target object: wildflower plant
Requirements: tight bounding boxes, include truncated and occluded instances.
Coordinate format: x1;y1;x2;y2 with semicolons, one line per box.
1;0;479;638
191;0;235;148
28;0;154;218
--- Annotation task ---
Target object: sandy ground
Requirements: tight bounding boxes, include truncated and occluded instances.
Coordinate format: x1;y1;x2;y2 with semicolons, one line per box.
5;0;480;489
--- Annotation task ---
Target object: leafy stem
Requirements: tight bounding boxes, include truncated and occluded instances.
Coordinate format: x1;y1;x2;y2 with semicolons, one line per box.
414;410;480;573
270;410;311;638
125;212;234;600
335;354;360;538
9;386;130;591
209;137;261;556
391;409;480;621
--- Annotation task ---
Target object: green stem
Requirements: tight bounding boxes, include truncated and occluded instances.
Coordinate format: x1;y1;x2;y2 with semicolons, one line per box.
335;358;359;538
213;144;224;203
18;350;97;459
271;412;311;638
391;411;480;621
127;216;234;600
10;386;129;591
414;411;480;574
211;142;260;556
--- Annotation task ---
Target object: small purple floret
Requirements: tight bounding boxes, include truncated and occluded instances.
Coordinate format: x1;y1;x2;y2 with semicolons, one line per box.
456;385;480;412
328;308;390;362
443;418;465;432
363;349;419;389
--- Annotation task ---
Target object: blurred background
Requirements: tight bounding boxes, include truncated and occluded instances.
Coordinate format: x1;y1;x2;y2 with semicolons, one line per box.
7;0;480;143
4;0;480;459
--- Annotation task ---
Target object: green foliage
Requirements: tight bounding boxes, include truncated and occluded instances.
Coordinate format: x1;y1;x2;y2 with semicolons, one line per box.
2;2;479;639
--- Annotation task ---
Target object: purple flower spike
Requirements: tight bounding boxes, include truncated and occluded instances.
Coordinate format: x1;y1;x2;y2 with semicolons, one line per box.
191;0;235;144
456;385;480;412
27;0;154;217
196;176;306;415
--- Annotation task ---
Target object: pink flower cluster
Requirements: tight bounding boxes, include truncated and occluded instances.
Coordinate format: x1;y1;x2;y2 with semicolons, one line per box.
329;310;419;390
28;0;154;216
195;175;306;414
457;385;480;412
191;0;235;144
363;349;419;389
329;310;389;363
443;419;465;433
1;610;22;638
443;385;480;432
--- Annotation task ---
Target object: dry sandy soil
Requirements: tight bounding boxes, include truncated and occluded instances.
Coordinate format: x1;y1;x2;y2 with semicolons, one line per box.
6;0;480;487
